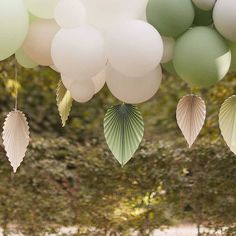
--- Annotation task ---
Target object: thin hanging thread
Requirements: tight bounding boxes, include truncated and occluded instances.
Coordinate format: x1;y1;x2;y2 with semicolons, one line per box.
14;65;18;110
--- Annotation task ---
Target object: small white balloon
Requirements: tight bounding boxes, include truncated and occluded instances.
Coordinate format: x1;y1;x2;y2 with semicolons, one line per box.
213;0;236;42
161;37;175;63
92;69;106;93
69;79;95;103
106;65;162;104
51;26;107;78
54;0;86;28
81;0;148;31
23;19;60;66
106;20;163;77
23;0;59;19
192;0;216;11
15;48;38;69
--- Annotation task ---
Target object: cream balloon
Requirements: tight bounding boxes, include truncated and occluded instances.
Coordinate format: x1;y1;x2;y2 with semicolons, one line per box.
0;0;29;61
54;0;86;28
106;65;162;104
69;79;95;103
213;0;236;42
15;48;38;69
23;0;59;19
161;37;175;63
51;26;107;79
106;20;163;77
192;0;216;11
80;0;148;31
23;19;60;66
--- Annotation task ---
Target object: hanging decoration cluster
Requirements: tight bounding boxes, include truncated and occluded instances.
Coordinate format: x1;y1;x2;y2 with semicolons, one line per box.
0;0;236;171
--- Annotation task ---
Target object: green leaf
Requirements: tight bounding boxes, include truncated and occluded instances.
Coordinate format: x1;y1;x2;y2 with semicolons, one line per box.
219;95;236;155
104;104;144;166
56;80;73;127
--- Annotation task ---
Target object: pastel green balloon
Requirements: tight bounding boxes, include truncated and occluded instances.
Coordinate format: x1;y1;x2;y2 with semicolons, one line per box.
193;6;213;26
0;0;29;61
173;27;231;88
228;41;236;71
146;0;195;37
15;48;38;69
162;61;178;77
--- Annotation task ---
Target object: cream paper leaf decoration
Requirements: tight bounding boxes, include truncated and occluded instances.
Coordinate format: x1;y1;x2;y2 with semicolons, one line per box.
2;110;30;173
176;95;206;148
56;80;73;127
219;95;236;154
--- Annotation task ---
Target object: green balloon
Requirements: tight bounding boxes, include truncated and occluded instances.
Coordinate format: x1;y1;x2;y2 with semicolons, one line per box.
146;0;195;37
228;41;236;72
15;48;38;69
0;0;29;61
162;61;178;77
173;27;231;88
193;6;213;26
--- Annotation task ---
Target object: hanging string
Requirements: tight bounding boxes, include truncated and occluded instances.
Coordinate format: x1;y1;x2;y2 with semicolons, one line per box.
14;64;18;110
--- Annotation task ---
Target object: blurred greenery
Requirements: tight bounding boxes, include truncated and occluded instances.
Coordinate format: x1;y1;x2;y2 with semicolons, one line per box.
0;58;235;235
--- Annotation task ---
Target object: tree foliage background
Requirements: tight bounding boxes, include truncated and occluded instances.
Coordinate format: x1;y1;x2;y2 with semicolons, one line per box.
0;59;235;235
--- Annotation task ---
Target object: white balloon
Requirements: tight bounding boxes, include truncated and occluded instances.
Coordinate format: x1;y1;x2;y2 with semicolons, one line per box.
213;0;236;42
15;48;38;69
161;37;175;64
192;0;216;11
54;0;86;28
69;79;95;103
51;26;107;78
106;65;162;104
23;19;60;66
92;69;106;93
23;0;59;19
106;20;163;78
81;0;148;31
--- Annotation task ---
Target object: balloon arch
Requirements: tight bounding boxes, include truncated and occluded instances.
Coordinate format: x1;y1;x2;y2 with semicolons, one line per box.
0;0;236;171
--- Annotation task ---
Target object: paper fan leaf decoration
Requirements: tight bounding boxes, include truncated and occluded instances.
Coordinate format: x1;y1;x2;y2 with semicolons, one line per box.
219;95;236;154
104;104;144;166
2;110;30;173
176;94;206;148
56;80;73;127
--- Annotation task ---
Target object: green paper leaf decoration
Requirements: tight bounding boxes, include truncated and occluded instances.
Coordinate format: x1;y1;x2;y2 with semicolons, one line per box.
176;94;206;148
56;80;73;127
219;95;236;154
104;104;144;166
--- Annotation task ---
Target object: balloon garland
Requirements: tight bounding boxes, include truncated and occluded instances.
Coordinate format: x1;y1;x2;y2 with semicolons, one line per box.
0;0;236;172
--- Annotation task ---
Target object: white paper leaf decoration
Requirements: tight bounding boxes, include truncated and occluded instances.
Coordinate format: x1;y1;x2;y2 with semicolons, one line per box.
176;95;206;148
56;80;73;127
2;110;30;173
219;95;236;154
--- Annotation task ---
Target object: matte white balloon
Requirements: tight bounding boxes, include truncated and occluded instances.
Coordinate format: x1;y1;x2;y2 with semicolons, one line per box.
69;79;95;103
213;0;236;42
23;0;59;19
161;37;175;63
23;19;60;66
106;65;162;104
192;0;216;11
0;0;29;61
51;26;107;78
15;48;38;69
54;0;86;28
106;20;163;77
81;0;148;31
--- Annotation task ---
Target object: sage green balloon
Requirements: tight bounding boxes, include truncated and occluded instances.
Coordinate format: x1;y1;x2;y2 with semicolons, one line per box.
15;48;38;69
193;6;213;26
162;61;178;77
173;27;231;88
146;0;195;37
228;41;236;71
0;0;29;61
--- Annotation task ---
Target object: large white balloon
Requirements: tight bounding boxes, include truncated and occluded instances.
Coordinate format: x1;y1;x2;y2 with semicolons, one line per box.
106;65;162;104
23;0;59;19
0;0;29;61
80;0;148;31
161;37;175;64
51;26;107;78
106;20;163;78
213;0;236;42
54;0;86;28
23;19;60;66
192;0;216;11
69;79;95;103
